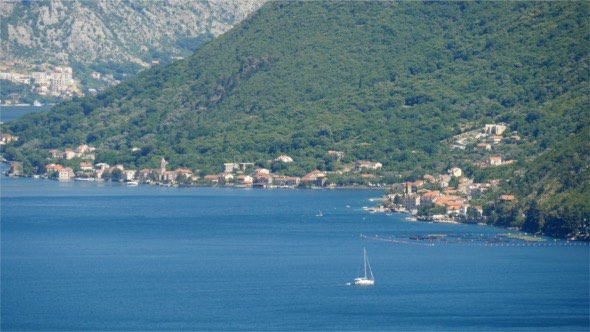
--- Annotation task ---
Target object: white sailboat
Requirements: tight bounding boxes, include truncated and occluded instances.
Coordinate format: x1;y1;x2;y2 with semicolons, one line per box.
354;248;375;286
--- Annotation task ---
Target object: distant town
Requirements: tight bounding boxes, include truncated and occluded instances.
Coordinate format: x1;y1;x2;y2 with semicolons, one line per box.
367;166;507;224
8;147;379;190
0;58;177;105
3;122;524;226
0;62;84;104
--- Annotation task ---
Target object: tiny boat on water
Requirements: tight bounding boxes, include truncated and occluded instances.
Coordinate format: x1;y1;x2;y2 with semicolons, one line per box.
74;177;95;181
354;248;375;286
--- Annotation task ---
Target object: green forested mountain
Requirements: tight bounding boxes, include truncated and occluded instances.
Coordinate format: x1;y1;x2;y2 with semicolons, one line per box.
3;2;588;177
506;130;590;238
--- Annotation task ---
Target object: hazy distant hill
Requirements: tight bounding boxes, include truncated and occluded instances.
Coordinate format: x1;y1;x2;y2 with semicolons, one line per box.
0;0;264;89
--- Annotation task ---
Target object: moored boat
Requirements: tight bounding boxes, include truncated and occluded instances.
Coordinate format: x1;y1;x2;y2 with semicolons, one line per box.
354;248;375;286
74;177;95;181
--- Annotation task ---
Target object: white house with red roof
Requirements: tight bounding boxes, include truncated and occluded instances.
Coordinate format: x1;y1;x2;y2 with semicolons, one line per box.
58;167;74;181
489;156;503;166
79;162;93;171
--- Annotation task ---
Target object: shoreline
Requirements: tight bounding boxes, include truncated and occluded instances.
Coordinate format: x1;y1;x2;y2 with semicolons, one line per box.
5;173;587;243
3;166;588;242
0;162;388;191
3;173;389;191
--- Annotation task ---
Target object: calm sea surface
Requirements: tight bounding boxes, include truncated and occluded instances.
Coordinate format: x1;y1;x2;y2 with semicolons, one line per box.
0;105;52;122
1;175;589;330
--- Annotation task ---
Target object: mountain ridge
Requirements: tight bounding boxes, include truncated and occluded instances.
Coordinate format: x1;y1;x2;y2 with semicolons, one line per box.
12;2;586;167
0;0;265;97
2;2;588;237
1;0;264;66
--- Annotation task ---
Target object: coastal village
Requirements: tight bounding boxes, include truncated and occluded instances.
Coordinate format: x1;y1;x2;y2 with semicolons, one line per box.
0;59;169;105
0;62;84;103
22;148;378;190
4;123;520;225
369;166;507;223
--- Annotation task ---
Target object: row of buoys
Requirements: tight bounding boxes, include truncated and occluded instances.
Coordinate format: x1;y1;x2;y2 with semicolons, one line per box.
360;234;435;246
481;242;588;247
361;234;589;247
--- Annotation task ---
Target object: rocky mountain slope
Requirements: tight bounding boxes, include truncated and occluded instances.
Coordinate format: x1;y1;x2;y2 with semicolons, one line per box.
1;0;264;67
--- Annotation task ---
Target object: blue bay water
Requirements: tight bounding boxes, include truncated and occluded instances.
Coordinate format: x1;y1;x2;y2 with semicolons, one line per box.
0;105;51;122
1;176;589;330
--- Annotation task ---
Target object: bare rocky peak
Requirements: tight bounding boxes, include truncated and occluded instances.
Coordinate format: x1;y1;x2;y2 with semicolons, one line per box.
1;0;265;66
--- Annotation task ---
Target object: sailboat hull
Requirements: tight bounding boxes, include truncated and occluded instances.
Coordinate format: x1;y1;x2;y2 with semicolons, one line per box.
354;278;374;286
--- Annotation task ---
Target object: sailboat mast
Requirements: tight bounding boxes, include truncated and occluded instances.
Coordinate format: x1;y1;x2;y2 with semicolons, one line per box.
367;254;374;280
363;248;367;278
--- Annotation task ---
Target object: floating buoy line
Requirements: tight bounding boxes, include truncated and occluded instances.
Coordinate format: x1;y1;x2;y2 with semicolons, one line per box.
360;234;589;248
360;234;435;246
